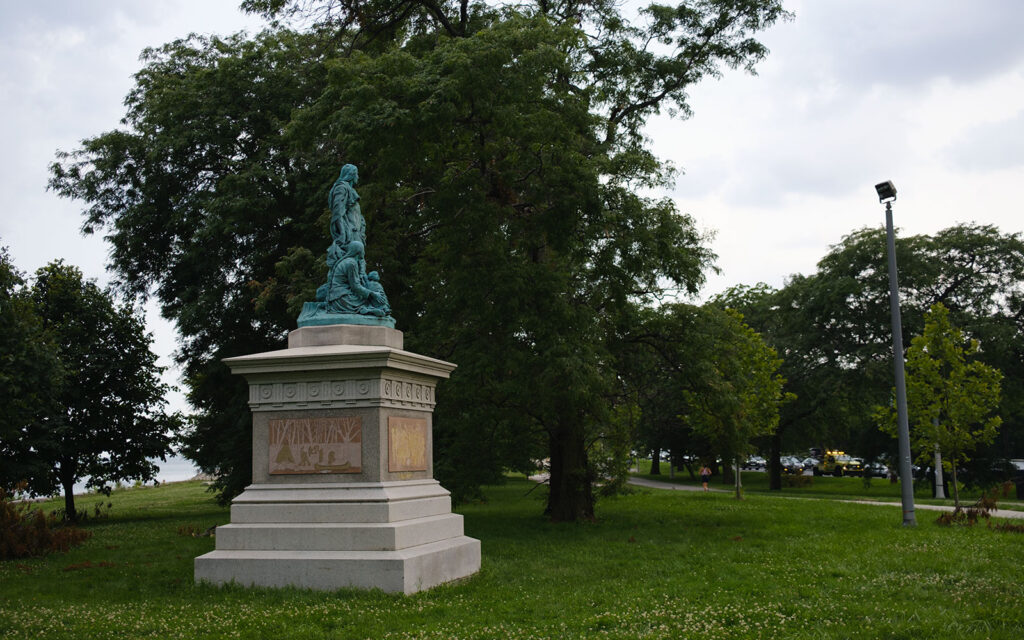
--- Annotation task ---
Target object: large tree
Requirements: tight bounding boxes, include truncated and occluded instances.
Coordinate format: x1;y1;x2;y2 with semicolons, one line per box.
50;1;787;520
9;262;177;521
51;29;338;503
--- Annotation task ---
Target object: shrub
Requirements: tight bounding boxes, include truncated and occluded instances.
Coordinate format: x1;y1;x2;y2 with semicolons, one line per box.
1;483;91;559
49;500;112;524
936;481;1015;528
176;524;215;537
782;474;813;488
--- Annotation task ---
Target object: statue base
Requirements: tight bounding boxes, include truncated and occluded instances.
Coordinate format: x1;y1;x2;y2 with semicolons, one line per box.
297;302;396;329
194;324;479;594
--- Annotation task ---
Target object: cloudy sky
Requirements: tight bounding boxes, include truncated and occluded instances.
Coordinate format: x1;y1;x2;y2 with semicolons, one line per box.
3;0;1024;412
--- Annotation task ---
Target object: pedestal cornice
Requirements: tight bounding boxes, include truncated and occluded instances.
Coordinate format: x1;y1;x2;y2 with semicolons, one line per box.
224;344;456;379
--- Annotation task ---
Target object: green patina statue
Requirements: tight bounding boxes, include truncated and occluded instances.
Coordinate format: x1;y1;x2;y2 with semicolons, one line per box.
297;164;395;328
328;164;366;248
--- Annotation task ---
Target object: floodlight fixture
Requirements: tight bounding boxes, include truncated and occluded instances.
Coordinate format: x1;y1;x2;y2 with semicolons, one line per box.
875;180;897;203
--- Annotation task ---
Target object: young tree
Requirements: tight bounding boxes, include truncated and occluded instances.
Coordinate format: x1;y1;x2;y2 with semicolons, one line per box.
880;303;1002;508
712;281;848;490
11;262;178;521
50;1;788;520
616;304;789;498
681;307;788;499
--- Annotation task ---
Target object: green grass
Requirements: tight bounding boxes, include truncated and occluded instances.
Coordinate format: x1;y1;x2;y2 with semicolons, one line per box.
636;460;1024;511
2;479;1023;639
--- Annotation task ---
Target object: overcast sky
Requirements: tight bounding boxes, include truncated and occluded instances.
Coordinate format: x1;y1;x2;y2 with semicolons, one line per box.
3;0;1024;413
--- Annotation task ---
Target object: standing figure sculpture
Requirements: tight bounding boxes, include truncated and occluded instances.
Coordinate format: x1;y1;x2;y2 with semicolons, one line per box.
328;164;366;249
297;164;395;328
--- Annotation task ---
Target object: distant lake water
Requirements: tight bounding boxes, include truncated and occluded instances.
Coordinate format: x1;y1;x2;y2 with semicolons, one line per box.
71;454;200;496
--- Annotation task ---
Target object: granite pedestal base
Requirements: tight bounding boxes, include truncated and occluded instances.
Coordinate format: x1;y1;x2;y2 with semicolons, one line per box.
194;325;480;594
194;481;479;593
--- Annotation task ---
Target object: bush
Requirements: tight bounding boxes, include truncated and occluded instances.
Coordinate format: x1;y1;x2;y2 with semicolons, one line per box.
936;481;1016;528
1;483;91;559
782;474;813;488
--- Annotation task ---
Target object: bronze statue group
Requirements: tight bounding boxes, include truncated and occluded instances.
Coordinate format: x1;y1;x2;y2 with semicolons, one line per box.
313;164;391;318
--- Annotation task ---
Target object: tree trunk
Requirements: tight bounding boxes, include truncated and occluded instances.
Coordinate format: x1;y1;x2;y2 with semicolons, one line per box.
60;468;78;523
933;440;946;500
768;432;782;491
734;455;743;499
650;449;661;475
950;453;961;509
722;460;734;485
545;427;595;521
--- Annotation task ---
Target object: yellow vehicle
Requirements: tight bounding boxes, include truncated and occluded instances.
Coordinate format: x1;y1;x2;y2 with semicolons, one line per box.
815;450;863;477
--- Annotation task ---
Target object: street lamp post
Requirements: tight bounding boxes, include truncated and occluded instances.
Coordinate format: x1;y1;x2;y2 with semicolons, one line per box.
876;180;916;527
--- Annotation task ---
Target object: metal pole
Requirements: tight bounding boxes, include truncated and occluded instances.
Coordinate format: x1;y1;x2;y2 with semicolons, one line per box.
885;201;917;526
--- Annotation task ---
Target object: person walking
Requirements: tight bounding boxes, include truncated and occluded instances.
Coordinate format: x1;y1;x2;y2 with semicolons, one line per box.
699;464;712;491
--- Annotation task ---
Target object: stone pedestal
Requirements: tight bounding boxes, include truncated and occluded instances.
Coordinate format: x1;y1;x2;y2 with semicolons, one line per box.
194;325;480;594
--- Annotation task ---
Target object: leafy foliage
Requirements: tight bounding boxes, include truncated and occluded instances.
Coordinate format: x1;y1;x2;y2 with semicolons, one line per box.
716;224;1024;485
0;248;62;490
615;303;789;497
50;30;338;503
1;261;178;521
591;401;640;497
878;303;1002;507
679;307;788;497
49;2;788;520
935;482;1015;528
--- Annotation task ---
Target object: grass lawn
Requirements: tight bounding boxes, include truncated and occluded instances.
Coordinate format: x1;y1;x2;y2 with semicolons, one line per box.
2;478;1022;639
636;460;1024;512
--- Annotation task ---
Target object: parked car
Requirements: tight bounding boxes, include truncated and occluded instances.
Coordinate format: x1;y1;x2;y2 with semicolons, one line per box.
801;456;819;470
864;461;888;478
781;456;804;475
742;455;766;471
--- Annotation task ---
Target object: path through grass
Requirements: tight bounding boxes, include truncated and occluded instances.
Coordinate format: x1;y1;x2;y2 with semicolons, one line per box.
636;460;1024;512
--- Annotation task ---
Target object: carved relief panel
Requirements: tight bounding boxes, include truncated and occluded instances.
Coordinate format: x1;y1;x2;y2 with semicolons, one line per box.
388;417;428;472
269;416;362;475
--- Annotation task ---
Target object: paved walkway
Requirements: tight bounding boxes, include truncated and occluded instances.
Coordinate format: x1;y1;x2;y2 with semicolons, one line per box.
627;475;727;493
626;476;1024;520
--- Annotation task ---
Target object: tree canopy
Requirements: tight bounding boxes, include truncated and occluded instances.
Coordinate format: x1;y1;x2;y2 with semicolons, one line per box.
50;1;787;520
614;303;788;495
716;223;1024;485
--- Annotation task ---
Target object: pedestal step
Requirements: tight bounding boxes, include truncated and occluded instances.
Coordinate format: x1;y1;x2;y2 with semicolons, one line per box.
215;513;466;551
229;481;454;524
230;495;452;524
195;536;481;594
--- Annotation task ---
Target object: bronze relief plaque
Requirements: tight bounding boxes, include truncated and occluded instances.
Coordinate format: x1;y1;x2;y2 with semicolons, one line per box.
269;417;362;474
388;417;428;472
